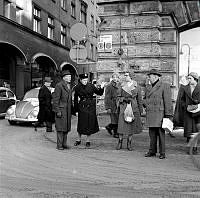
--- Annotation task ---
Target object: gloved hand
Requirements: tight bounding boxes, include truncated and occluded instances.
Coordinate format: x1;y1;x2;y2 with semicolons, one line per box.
56;112;62;118
107;109;111;114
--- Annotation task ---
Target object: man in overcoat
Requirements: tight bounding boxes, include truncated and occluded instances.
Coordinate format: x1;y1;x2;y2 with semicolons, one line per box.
104;72;120;138
37;77;54;132
53;70;74;150
144;69;173;159
74;73;105;148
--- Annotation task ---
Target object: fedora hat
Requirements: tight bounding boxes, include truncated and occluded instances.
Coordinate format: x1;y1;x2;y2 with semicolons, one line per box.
147;69;162;77
61;70;71;77
188;72;199;80
44;77;52;83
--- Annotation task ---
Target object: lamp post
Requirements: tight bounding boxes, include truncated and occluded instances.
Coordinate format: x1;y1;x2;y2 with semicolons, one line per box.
180;43;191;75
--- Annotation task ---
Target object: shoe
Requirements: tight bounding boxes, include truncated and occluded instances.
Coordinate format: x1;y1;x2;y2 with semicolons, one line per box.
116;139;123;150
127;138;133;151
74;140;81;146
85;142;90;148
168;132;175;138
192;147;198;155
145;152;156;157
105;126;113;135
57;147;64;150
159;154;166;159
63;145;70;149
113;133;119;138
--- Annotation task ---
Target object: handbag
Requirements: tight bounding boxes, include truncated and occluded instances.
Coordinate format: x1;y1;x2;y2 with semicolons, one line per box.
124;103;134;123
162;118;173;133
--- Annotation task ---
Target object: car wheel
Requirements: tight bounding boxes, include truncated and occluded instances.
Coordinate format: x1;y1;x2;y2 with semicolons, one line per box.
8;120;16;125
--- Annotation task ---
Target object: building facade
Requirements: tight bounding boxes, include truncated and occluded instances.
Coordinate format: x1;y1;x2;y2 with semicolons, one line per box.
0;0;99;99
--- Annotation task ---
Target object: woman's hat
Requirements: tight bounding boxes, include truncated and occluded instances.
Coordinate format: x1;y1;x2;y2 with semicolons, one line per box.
79;73;88;79
61;70;71;77
147;69;162;77
188;72;199;80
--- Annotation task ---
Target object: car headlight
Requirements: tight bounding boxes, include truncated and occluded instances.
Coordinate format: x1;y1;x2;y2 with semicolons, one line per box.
7;106;15;115
32;110;38;117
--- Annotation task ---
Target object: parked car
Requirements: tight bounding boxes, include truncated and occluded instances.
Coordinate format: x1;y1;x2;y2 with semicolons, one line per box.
5;88;40;125
0;87;17;118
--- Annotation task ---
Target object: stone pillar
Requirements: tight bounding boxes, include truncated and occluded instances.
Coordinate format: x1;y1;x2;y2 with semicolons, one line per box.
16;64;25;100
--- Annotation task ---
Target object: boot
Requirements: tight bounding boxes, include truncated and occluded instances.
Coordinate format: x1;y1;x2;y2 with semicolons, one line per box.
192;147;198;155
116;139;123;150
127;138;133;151
113;124;119;138
105;123;113;135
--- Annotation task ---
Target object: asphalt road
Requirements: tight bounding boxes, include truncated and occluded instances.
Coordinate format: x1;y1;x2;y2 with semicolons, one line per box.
0;116;200;198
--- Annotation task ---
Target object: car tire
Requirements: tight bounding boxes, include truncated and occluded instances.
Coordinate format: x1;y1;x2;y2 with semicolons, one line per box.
8;120;16;125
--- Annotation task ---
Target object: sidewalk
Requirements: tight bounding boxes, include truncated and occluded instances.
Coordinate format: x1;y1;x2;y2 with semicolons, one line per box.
42;115;187;154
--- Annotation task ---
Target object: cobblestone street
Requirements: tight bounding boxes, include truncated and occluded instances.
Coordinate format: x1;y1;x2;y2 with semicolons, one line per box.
0;115;200;198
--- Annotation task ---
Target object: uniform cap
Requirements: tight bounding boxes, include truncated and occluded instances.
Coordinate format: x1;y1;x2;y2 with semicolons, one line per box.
44;77;52;82
79;73;88;79
147;69;162;77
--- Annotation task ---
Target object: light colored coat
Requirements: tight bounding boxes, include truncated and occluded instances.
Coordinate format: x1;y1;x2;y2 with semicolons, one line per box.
144;80;173;127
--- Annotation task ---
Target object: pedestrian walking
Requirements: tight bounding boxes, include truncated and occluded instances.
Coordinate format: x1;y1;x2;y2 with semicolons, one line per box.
144;69;173;159
52;70;74;150
174;72;200;154
116;71;143;151
74;73;105;148
36;77;54;132
104;72;120;138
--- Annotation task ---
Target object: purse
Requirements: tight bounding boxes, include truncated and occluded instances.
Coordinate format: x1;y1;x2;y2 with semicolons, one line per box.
124;103;134;123
162;118;173;133
187;104;200;113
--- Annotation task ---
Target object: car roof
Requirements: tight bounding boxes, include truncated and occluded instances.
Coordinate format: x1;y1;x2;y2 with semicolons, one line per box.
0;87;13;92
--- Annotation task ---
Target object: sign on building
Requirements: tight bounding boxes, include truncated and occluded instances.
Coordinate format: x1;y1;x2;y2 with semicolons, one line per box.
97;35;112;52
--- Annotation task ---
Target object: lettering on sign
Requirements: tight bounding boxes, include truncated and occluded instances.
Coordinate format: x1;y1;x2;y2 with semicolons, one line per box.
161;31;176;42
160;45;176;57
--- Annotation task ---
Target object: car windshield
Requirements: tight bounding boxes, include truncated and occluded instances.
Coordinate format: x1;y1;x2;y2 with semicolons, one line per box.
23;88;39;100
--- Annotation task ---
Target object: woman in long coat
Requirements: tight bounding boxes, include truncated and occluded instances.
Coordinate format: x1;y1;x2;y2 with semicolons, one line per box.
175;72;200;154
116;71;143;150
53;70;74;150
74;73;104;148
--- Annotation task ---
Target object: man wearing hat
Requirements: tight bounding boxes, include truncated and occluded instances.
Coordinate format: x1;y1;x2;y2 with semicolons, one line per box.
73;73;105;148
174;72;200;154
52;70;74;150
144;69;173;159
36;76;54;132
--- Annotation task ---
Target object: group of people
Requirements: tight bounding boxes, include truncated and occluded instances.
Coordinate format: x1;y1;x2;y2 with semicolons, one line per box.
36;67;200;159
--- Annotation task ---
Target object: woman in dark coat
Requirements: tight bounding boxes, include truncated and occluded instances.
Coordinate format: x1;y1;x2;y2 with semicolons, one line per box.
175;72;200;154
74;73;104;148
53;70;74;150
37;77;54;132
116;71;143;151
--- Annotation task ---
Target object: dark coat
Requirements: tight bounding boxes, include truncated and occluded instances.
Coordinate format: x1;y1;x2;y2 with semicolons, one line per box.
74;82;104;135
53;80;73;132
104;80;119;113
144;80;173;127
175;84;200;137
37;85;54;122
117;82;143;135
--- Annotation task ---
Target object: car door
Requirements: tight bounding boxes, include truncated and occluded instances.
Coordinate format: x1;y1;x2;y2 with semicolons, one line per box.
6;90;16;110
0;89;8;115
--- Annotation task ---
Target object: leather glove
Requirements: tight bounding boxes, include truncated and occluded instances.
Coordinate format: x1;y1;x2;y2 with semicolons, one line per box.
56;112;62;118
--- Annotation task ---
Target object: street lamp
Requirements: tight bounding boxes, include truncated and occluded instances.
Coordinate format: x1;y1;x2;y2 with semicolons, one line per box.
180;43;191;75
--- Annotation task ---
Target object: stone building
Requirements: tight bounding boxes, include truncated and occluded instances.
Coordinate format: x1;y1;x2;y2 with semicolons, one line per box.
97;0;200;104
0;0;99;99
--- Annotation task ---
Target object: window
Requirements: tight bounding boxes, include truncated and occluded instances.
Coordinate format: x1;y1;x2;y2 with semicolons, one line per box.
80;1;87;24
16;6;23;24
3;0;11;19
0;90;7;98
61;24;66;45
48;16;54;39
90;43;94;60
61;0;66;10
7;91;14;98
91;14;94;32
71;0;76;18
33;7;41;33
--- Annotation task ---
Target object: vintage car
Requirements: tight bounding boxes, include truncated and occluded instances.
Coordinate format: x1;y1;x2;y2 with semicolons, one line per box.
0;87;17;118
5;88;40;125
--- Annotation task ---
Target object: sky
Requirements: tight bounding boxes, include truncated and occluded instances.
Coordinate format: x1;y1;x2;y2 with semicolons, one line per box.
180;27;200;75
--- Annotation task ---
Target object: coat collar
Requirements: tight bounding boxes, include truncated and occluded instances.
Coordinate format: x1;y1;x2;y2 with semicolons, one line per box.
147;80;162;97
184;83;200;98
61;80;70;93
